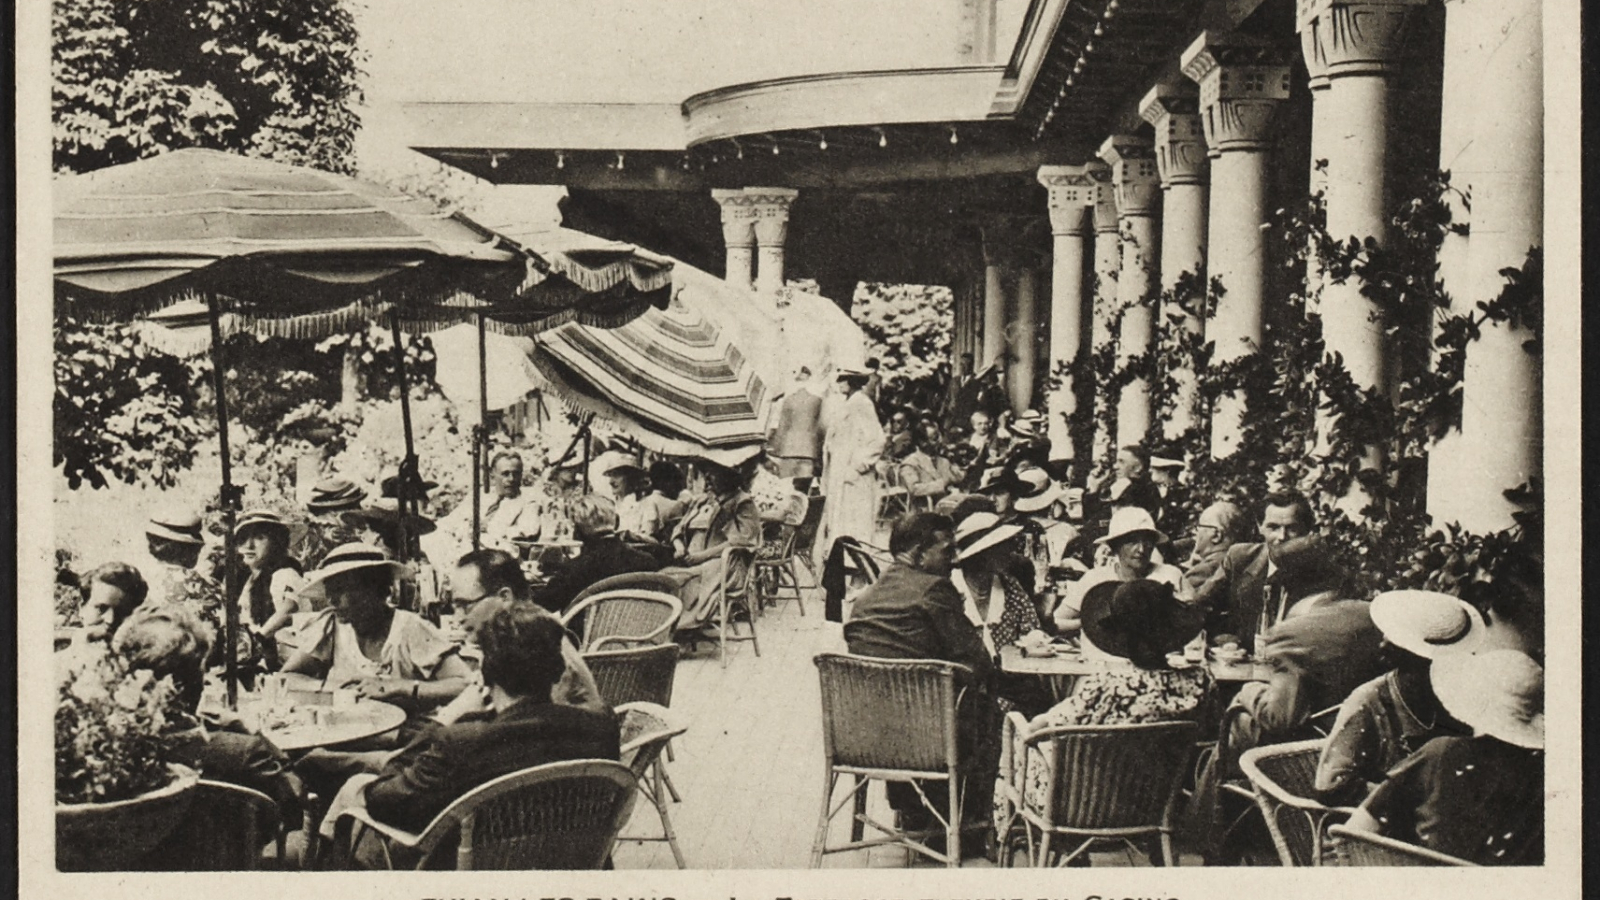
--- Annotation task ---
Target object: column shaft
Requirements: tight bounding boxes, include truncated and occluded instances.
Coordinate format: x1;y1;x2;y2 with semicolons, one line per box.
1115;214;1159;445
982;263;1007;370
1037;165;1098;460
1319;74;1392;391
747;187;800;295
1090;170;1120;467
1010;268;1038;413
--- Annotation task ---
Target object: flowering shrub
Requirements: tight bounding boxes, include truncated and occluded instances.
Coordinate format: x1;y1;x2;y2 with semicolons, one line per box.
55;646;184;804
851;283;953;384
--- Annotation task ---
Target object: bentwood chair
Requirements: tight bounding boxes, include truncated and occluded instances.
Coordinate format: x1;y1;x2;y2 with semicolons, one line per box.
715;546;760;667
1327;824;1479;867
997;713;1198;867
615;702;690;868
560;589;682;652
137;780;287;871
754;521;808;616
1239;739;1358;866
810;653;984;868
334;760;637;870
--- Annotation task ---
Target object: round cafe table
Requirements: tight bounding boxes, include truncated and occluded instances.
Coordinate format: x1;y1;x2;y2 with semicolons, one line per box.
236;694;407;752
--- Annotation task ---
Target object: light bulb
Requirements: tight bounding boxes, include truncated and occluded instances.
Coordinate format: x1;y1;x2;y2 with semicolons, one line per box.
615;152;625;170
819;134;828;150
1085;41;1095;53
489;153;499;169
555;151;565;169
877;129;887;148
949;126;959;145
772;143;780;156
735;141;744;160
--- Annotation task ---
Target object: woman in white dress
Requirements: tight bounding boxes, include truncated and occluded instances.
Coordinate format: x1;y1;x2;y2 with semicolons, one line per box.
819;367;885;551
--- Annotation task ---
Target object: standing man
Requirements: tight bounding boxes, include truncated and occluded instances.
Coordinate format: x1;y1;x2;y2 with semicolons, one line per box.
1193;490;1319;649
766;366;825;486
820;366;885;553
843;512;997;857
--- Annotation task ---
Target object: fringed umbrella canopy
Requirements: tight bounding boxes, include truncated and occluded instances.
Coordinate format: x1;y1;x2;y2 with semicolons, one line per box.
534;285;771;465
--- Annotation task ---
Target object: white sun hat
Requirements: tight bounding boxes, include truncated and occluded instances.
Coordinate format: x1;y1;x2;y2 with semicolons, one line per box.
1429;649;1544;749
299;542;407;593
952;512;1025;563
1369;589;1486;659
1094;506;1166;546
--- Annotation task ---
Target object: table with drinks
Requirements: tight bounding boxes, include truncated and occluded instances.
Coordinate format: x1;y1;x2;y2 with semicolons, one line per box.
1000;643;1274;682
231;674;408;752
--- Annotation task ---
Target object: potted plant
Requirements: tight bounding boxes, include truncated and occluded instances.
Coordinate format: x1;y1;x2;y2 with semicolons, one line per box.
55;645;199;871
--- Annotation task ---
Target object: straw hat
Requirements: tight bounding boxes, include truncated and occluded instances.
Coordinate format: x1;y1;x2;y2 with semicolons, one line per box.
299;542;407;593
1370;590;1486;659
146;509;204;545
596;450;646;479
234;508;291;540
1150;456;1185;471
977;466;1021;496
1012;466;1067;514
1081;579;1204;668
1430;649;1544;749
1095;506;1167;546
953;512;1025;562
380;472;438;500
307;477;367;514
1006;410;1047;440
835;365;871;380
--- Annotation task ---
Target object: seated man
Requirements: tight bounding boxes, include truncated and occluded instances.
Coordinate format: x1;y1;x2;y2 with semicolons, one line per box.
76;561;150;644
324;604;621;867
441;450;543;557
896;438;958;509
843;511;998;856
527;494;660;615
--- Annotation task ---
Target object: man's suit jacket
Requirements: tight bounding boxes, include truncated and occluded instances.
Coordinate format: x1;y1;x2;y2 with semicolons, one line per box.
365;698;621;834
530;534;660;615
1193;541;1273;645
843;564;993;685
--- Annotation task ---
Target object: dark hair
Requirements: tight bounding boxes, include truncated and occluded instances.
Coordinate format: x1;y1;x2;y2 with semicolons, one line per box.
476;602;568;699
866;358;880;370
86;562;149;614
455;548;529;602
1118;445;1150;469
648;461;685;500
1261;490;1315;529
889;512;955;557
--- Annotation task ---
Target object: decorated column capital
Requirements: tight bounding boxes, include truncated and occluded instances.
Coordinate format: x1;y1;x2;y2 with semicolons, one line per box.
1036;165;1098;236
1088;163;1119;234
1298;0;1428;81
744;187;800;247
712;188;757;246
1139;82;1209;188
1181;32;1293;156
1096;135;1161;218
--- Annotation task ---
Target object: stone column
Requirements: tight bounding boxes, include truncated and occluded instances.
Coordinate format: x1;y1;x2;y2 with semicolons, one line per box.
1098;135;1162;448
1010;267;1039;414
1182;33;1291;459
979;218;1020;372
1037;165;1097;457
712;188;756;291
1088;163;1119;467
1140;82;1210;438
1303;50;1332;315
1433;0;1542;532
746;187;800;294
1299;0;1429;396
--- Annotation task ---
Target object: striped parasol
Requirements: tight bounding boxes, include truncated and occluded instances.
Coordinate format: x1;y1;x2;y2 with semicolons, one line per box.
534;286;771;465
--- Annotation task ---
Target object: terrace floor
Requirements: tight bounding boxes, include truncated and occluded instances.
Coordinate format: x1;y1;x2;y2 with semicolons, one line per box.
607;584;1209;870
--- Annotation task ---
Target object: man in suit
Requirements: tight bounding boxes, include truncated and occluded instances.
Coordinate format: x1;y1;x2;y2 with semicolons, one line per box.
767;366;825;480
844;512;997;856
1192;490;1318;649
322;604;620;867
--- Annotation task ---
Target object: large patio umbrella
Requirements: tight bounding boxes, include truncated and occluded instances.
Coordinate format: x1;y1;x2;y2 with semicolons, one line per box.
52;149;665;704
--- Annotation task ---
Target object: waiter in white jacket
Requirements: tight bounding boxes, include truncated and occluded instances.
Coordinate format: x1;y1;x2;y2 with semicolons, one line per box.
820;366;886;552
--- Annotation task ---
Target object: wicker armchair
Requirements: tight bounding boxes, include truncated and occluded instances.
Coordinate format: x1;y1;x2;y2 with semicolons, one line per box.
615;702;690;868
137;779;286;871
999;714;1198;867
810;653;982;868
753;521;808;616
565;572;687;615
1327;824;1478;866
715;546;760;667
334;760;638;870
583;643;680;708
1240;739;1357;866
560;589;682;652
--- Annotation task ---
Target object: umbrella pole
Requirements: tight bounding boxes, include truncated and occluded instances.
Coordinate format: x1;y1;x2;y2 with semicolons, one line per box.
473;313;488;552
205;297;241;709
389;312;416;564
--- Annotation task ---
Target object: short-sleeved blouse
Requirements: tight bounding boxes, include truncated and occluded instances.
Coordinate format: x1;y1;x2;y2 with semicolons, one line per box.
303;609;456;686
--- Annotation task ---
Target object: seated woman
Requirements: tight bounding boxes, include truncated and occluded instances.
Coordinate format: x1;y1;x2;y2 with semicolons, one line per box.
75;561;149;645
602;453;668;544
1314;589;1479;805
232;510;307;643
659;460;761;632
948;512;1050;716
280;543;470;714
321;604;621;868
1054;507;1186;640
998;579;1210;847
1342;649;1544;865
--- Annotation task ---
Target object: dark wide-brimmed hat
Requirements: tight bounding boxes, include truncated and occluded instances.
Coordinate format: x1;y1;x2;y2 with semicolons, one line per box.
146;509;204;544
1081;579;1204;668
340;504;438;537
380;473;438;500
307;477;367;514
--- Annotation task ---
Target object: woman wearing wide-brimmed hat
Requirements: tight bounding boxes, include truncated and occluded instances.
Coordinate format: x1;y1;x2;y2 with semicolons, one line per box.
1053;506;1186;639
1343;649;1545;864
597;450;669;543
659;459;762;632
231;509;307;644
950;512;1051;717
1313;590;1481;804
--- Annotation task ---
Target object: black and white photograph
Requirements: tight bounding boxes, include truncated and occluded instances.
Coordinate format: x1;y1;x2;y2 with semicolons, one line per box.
16;0;1581;895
